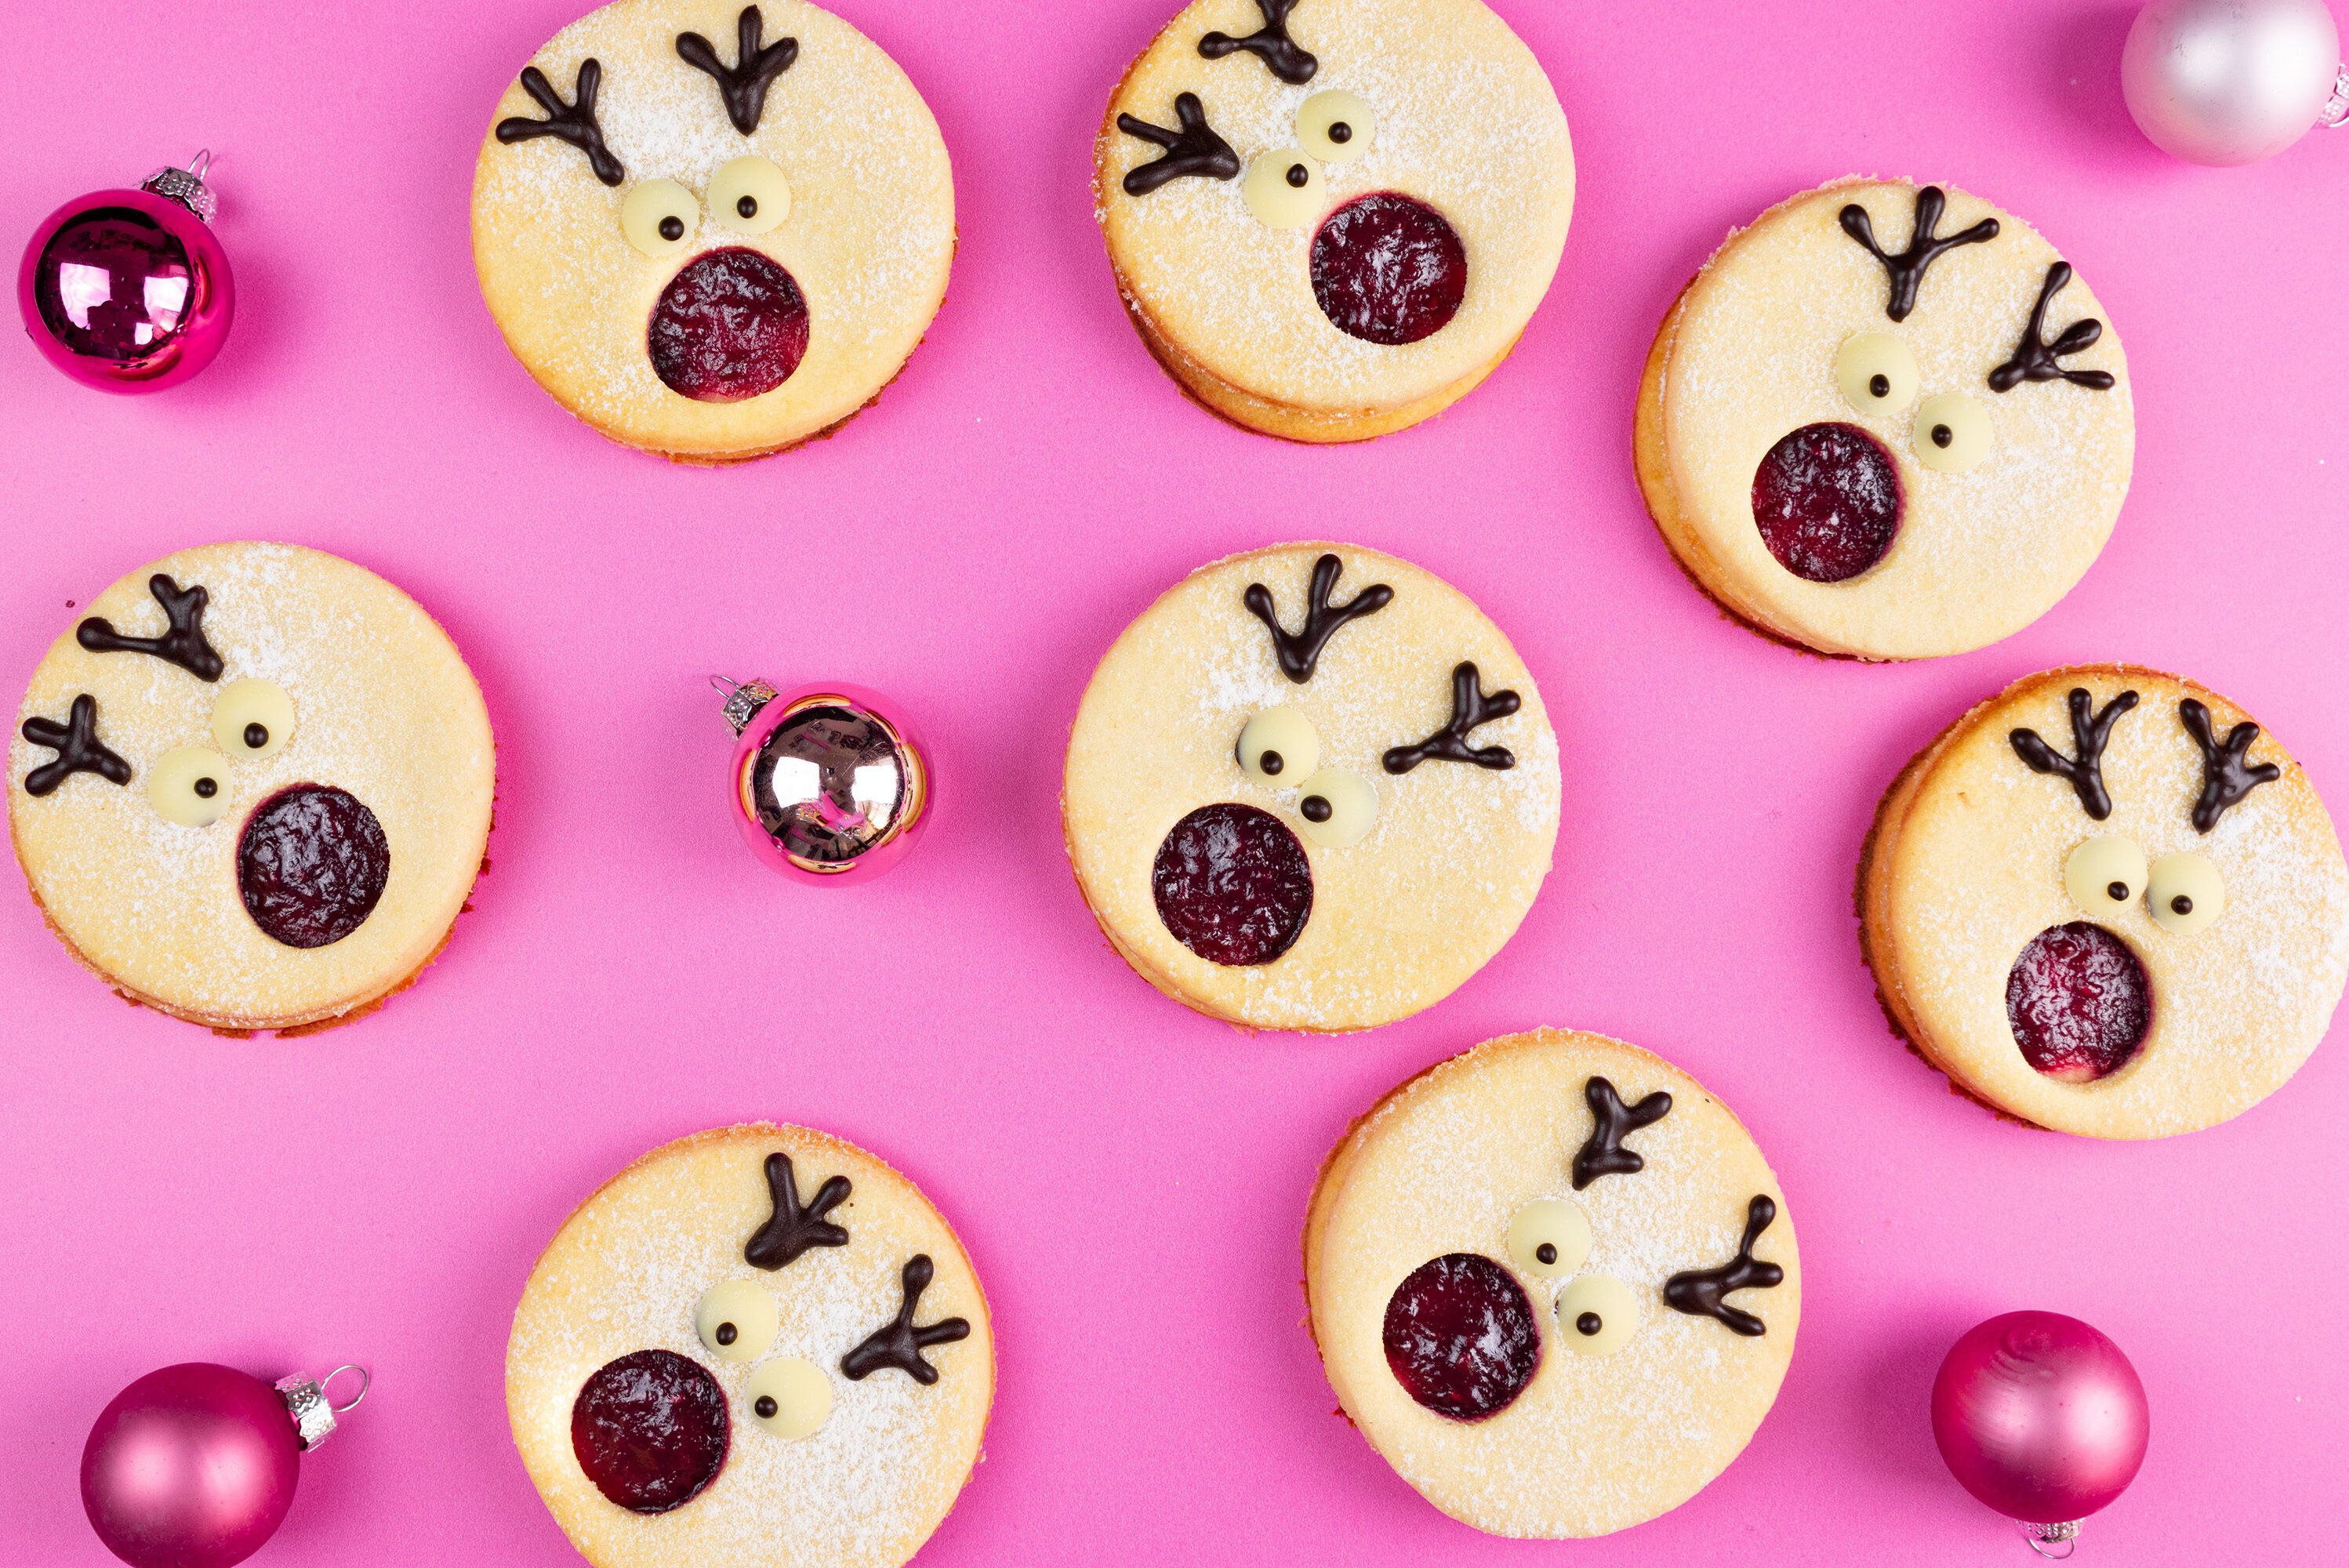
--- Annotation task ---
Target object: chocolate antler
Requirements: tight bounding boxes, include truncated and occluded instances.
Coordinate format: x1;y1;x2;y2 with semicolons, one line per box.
1243;553;1392;683
2010;687;2138;820
744;1153;851;1269
1839;186;2000;322
77;575;223;681
2180;699;2280;833
1116;93;1242;195
1383;663;1519;775
496;60;624;186
1988;263;2115;394
677;5;797;136
1663;1195;1784;1338
1571;1076;1672;1190
840;1255;971;1385
1199;0;1318;85
22;695;132;797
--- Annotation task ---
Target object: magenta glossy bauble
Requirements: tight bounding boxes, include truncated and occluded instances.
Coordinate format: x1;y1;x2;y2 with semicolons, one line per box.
1931;1312;2149;1530
716;677;933;884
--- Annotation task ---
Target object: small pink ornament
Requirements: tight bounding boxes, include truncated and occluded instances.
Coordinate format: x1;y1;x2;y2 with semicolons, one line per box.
1931;1312;2149;1558
82;1362;368;1568
19;151;236;392
715;677;933;884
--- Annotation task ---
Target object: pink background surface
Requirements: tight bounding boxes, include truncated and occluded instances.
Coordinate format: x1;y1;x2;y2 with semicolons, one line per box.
4;0;2346;1562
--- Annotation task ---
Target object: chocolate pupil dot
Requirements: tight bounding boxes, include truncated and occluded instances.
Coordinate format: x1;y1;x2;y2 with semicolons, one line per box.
1932;423;1953;448
1286;162;1309;188
1261;750;1283;776
2172;894;2193;915
194;777;217;799
1534;1243;1556;1265
2108;880;2129;902
1869;372;1890;397
1328;122;1351;143
244;722;268;750
659;215;684;241
1301;795;1333;823
738;195;758;219
714;1322;737;1345
754;1395;778;1419
1577;1312;1603;1336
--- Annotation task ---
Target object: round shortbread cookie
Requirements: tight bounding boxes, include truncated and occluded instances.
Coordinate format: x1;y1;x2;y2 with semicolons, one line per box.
1304;1029;1799;1537
1636;179;2133;659
1861;666;2349;1138
8;543;494;1033
1062;543;1559;1032
1095;0;1573;442
472;0;954;462
508;1123;993;1568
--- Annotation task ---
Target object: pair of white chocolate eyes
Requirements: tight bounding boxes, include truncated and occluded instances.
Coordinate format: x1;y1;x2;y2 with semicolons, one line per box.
1502;1200;1639;1358
2064;836;2227;935
1242;89;1376;229
1834;334;1992;474
147;679;297;828
692;1279;833;1439
621;157;792;257
1236;706;1378;848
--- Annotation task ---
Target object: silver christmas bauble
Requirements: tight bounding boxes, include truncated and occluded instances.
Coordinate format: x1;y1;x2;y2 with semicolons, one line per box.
2122;0;2347;165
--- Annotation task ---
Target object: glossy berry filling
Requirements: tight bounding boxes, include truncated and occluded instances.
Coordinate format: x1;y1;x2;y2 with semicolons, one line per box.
1151;803;1312;966
648;247;809;401
1751;422;1903;582
571;1350;729;1514
2006;922;2151;1083
1382;1253;1541;1421
1309;194;1467;347
237;785;389;949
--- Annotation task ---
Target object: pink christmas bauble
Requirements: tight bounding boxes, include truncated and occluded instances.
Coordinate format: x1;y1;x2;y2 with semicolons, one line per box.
722;679;933;884
81;1363;300;1568
19;175;235;393
1931;1311;2150;1526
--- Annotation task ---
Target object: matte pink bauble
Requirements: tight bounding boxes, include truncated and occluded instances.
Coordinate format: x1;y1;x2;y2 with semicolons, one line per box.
1932;1312;2149;1528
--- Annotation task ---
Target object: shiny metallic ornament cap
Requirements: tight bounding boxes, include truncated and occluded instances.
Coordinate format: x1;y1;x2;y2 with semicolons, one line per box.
140;150;218;223
713;674;780;735
2323;63;2349;129
274;1364;369;1452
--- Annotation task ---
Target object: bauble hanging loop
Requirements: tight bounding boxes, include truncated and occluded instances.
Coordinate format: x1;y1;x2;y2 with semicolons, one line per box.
715;677;931;883
2122;0;2347;165
19;149;235;391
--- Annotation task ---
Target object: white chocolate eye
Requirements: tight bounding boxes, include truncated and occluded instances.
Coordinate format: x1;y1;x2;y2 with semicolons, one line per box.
1237;707;1320;785
2148;852;2226;935
1293;767;1377;848
147;746;231;827
1505;1200;1592;1279
1243;149;1325;229
620;179;699;257
710;156;790;235
693;1279;778;1363
1556;1274;1639;1358
1296;90;1375;164
211;679;294;760
1912;393;1992;473
744;1356;832;1439
2064;835;2149;914
1835;332;1919;415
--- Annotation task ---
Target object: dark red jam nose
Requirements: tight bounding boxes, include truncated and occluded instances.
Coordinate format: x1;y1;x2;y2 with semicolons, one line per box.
1750;422;1903;583
33;208;196;362
1309;193;1467;347
237;784;389;949
1382;1253;1541;1421
1151;803;1313;967
648;247;809;401
2006;922;2151;1083
571;1350;729;1514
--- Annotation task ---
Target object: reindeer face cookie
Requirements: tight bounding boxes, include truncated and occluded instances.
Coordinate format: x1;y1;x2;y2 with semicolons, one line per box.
1096;0;1574;443
1062;543;1559;1032
1637;180;2133;659
472;0;954;462
9;544;494;1033
1305;1029;1800;1537
508;1124;993;1568
1861;666;2349;1138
